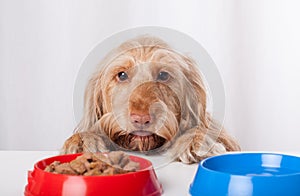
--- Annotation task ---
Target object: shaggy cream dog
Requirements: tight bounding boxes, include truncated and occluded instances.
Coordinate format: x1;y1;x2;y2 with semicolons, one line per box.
62;36;240;163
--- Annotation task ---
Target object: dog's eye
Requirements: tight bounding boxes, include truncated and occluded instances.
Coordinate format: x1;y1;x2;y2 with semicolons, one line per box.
157;71;170;81
117;72;128;81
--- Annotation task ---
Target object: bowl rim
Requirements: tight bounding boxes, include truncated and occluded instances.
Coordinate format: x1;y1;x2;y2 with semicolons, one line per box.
35;153;155;178
199;152;300;178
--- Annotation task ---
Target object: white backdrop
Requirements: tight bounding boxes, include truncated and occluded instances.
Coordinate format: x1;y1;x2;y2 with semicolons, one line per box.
1;0;300;152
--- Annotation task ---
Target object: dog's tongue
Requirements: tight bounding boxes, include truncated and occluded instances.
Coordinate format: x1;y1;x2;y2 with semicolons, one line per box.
132;130;153;137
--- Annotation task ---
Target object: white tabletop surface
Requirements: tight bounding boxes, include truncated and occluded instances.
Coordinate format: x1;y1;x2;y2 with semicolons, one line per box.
0;151;198;196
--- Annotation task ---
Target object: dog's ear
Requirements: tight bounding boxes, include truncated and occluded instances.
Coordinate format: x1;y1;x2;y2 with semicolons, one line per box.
181;56;209;129
76;70;104;132
181;55;241;160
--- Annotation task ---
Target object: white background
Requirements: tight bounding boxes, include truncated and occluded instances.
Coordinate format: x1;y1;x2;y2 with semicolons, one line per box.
1;0;300;152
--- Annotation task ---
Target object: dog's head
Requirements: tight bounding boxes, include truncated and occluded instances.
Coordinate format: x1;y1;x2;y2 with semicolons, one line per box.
79;36;209;153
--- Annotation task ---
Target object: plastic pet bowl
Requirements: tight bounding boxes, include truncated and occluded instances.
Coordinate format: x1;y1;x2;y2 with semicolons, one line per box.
25;153;162;196
189;152;300;196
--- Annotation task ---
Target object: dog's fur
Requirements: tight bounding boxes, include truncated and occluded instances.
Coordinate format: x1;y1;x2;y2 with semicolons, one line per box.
62;36;240;164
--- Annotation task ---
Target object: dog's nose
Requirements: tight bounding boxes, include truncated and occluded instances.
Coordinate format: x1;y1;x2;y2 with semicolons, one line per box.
130;114;151;127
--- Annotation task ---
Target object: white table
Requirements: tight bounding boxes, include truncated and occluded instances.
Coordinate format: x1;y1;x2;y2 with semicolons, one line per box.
0;151;198;196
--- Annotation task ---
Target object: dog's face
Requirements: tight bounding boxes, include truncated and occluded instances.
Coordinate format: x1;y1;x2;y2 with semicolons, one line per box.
84;37;208;153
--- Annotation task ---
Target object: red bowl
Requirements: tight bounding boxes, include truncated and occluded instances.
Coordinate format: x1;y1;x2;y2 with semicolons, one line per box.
24;153;162;196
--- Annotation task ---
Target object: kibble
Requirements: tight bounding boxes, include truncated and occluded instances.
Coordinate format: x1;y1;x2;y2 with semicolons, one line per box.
44;151;140;176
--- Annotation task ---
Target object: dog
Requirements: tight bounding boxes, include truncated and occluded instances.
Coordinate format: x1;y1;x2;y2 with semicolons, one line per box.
62;36;240;164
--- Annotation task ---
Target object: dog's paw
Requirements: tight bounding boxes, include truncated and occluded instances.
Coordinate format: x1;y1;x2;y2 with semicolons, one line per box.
178;141;227;164
177;130;227;164
61;132;109;154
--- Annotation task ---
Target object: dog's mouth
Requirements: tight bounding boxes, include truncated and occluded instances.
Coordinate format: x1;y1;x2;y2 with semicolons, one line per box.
112;130;166;152
131;130;153;137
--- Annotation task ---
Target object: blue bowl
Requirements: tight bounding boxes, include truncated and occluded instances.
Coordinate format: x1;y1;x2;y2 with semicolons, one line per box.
189;153;300;196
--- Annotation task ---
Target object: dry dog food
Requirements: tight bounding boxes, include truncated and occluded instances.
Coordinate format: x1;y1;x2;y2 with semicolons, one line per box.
44;151;140;176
